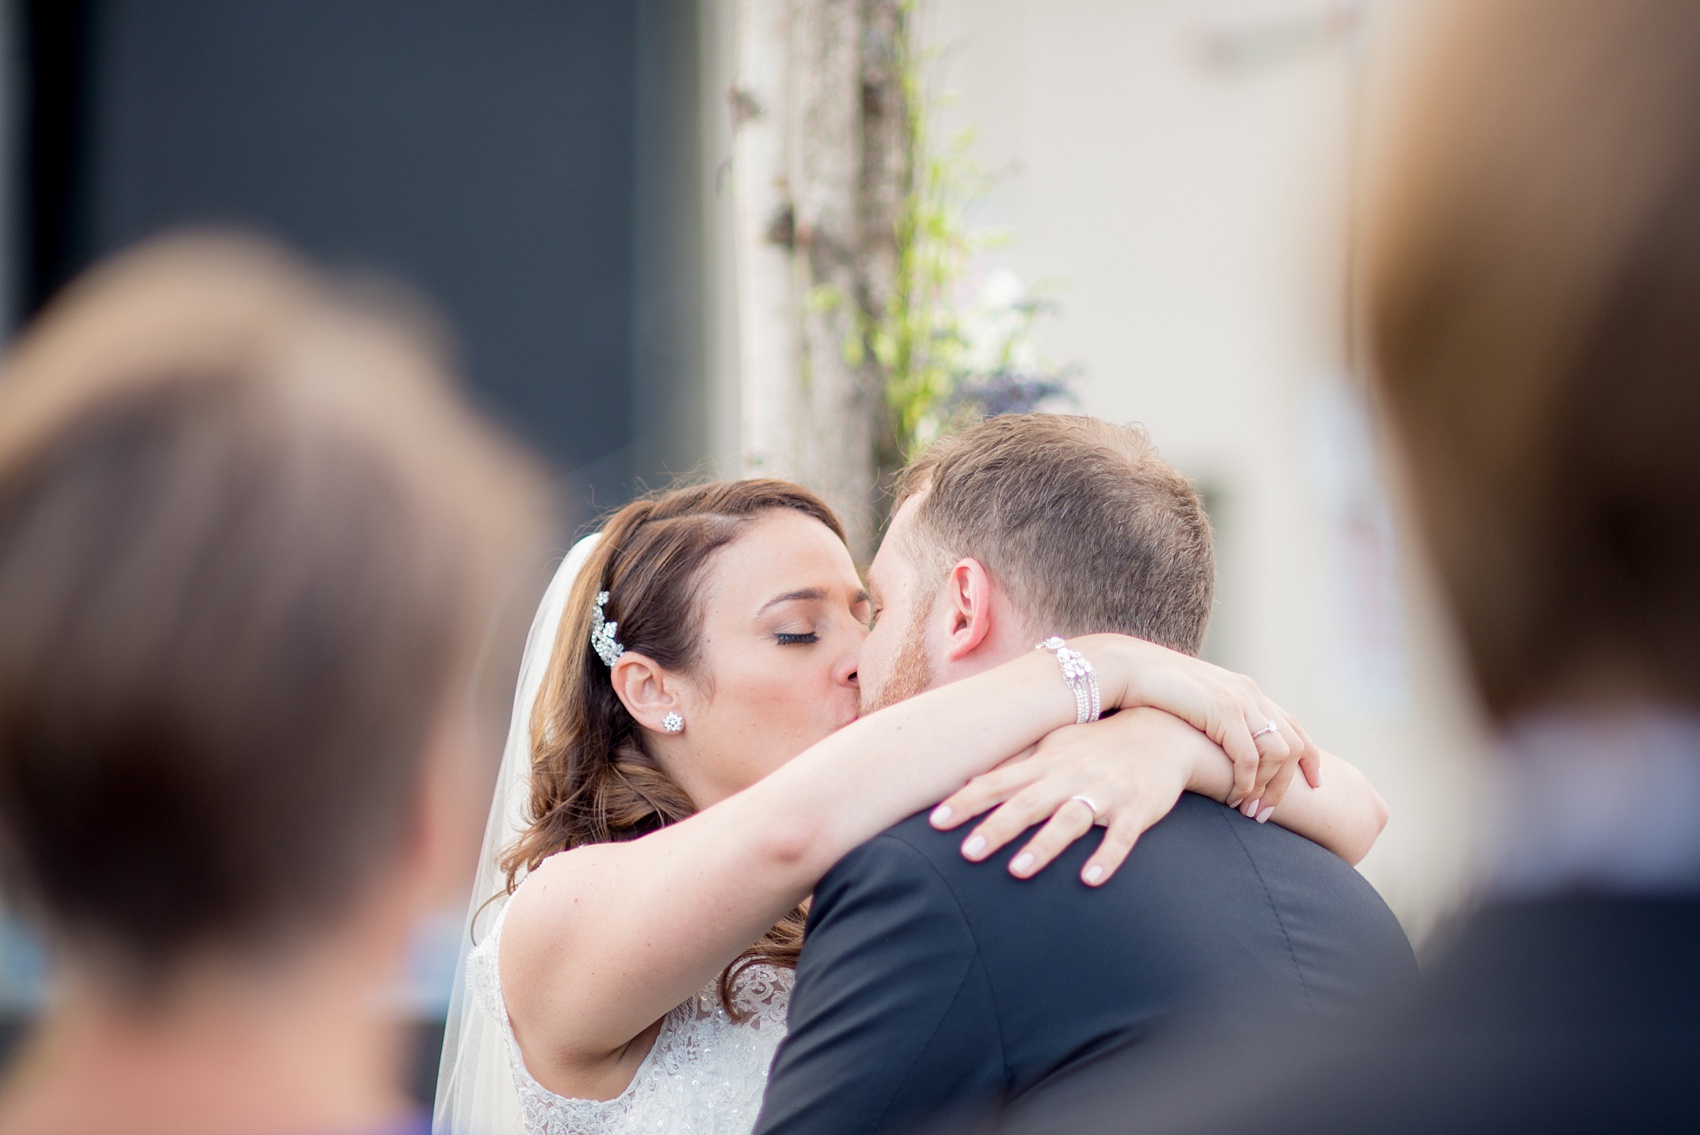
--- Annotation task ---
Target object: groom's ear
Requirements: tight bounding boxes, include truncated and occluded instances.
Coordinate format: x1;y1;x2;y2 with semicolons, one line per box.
609;653;680;733
942;558;995;662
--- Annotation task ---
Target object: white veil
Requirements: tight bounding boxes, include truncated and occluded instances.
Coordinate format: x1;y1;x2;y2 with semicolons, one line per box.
433;533;601;1135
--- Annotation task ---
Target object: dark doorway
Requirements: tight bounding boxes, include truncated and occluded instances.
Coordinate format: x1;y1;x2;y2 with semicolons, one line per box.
19;0;702;503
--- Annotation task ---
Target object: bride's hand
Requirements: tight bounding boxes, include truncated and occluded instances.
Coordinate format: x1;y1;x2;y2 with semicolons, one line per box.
929;708;1236;886
1074;633;1319;810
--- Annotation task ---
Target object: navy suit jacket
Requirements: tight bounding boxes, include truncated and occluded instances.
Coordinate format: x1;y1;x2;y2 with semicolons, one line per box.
754;793;1415;1135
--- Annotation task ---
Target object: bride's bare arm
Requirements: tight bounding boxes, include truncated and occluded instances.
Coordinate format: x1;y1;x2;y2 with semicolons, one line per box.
500;635;1297;1095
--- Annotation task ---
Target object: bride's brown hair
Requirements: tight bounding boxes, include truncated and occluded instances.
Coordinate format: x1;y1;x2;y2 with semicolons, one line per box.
502;479;844;1011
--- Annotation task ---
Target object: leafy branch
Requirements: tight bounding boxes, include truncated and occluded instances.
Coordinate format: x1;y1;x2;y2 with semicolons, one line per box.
872;2;1076;465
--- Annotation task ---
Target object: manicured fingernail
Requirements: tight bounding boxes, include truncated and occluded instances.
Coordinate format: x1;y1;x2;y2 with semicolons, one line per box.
1241;797;1260;818
1257;806;1275;824
963;835;987;858
931;804;953;827
1084;864;1105;885
1012;852;1035;875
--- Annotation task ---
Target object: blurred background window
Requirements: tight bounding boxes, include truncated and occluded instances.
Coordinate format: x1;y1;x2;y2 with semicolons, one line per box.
17;0;720;501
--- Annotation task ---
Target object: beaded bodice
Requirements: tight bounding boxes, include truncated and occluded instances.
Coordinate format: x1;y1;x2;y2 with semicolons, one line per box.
467;905;793;1135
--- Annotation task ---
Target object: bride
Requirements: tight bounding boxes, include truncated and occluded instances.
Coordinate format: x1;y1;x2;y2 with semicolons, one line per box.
435;479;1387;1135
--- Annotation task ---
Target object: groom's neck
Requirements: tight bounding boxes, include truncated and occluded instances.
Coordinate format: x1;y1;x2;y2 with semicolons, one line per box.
924;609;1043;693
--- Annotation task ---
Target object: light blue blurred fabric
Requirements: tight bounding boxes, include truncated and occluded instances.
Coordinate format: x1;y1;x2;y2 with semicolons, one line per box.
1493;709;1700;897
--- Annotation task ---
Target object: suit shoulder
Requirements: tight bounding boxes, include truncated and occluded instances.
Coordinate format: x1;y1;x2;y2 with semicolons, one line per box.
811;813;964;909
823;811;962;876
882;809;965;859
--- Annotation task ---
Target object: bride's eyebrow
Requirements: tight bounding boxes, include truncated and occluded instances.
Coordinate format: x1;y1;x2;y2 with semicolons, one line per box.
756;586;870;615
757;587;827;614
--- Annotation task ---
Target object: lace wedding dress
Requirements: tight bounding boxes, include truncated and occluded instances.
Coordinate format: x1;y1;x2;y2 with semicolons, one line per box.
466;902;793;1135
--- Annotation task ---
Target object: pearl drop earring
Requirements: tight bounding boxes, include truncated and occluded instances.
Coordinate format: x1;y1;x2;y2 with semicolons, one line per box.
661;711;684;734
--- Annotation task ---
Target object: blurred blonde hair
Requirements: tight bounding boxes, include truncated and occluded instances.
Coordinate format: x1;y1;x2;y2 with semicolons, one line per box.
1367;0;1700;719
0;232;544;993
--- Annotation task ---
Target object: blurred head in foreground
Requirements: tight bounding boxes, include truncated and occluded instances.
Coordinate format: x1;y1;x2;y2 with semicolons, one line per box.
0;234;541;1134
1368;0;1700;721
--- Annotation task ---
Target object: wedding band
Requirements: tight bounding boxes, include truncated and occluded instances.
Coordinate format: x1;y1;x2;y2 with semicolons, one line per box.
1251;720;1280;741
1069;794;1101;822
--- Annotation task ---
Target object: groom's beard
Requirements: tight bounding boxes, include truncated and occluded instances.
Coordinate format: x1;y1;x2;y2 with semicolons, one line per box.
861;607;934;714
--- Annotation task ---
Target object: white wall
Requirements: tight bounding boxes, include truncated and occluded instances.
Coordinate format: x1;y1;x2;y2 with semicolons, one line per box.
919;0;1486;944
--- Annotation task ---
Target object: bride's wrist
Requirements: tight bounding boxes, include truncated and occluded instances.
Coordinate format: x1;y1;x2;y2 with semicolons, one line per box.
1181;721;1231;797
1034;635;1108;724
1071;633;1141;711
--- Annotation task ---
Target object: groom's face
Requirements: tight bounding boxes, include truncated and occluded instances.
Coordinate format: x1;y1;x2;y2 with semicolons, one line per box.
860;495;942;713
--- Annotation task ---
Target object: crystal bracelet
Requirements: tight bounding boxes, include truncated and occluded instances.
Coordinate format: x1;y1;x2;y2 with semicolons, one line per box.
1035;636;1102;725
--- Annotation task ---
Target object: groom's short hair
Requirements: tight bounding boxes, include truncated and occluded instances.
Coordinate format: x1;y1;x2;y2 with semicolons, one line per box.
896;414;1214;654
0;234;541;991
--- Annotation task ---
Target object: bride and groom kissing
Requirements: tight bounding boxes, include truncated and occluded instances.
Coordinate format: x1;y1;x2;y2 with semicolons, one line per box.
439;412;1415;1135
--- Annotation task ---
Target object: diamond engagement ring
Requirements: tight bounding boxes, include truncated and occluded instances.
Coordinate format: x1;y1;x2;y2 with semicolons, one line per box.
1251;720;1280;740
1069;794;1102;823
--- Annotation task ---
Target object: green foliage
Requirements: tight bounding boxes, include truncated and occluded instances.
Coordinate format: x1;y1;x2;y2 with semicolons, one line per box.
873;2;1073;463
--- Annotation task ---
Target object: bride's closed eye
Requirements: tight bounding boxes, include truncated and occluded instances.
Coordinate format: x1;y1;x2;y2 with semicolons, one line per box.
776;632;819;646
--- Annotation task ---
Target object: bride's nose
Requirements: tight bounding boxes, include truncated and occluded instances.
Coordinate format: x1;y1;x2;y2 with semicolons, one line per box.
835;642;860;689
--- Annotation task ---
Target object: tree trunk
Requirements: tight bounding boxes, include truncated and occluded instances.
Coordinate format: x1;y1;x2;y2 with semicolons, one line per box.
731;0;803;482
858;0;910;500
791;0;875;555
729;0;909;563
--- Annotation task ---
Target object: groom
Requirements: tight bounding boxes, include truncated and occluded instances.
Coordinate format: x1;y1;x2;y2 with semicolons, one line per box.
755;414;1416;1135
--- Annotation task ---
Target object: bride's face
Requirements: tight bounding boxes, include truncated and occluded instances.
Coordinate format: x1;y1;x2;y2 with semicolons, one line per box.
660;509;868;807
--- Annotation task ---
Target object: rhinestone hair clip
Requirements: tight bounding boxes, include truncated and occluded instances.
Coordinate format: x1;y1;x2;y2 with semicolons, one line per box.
590;591;625;667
